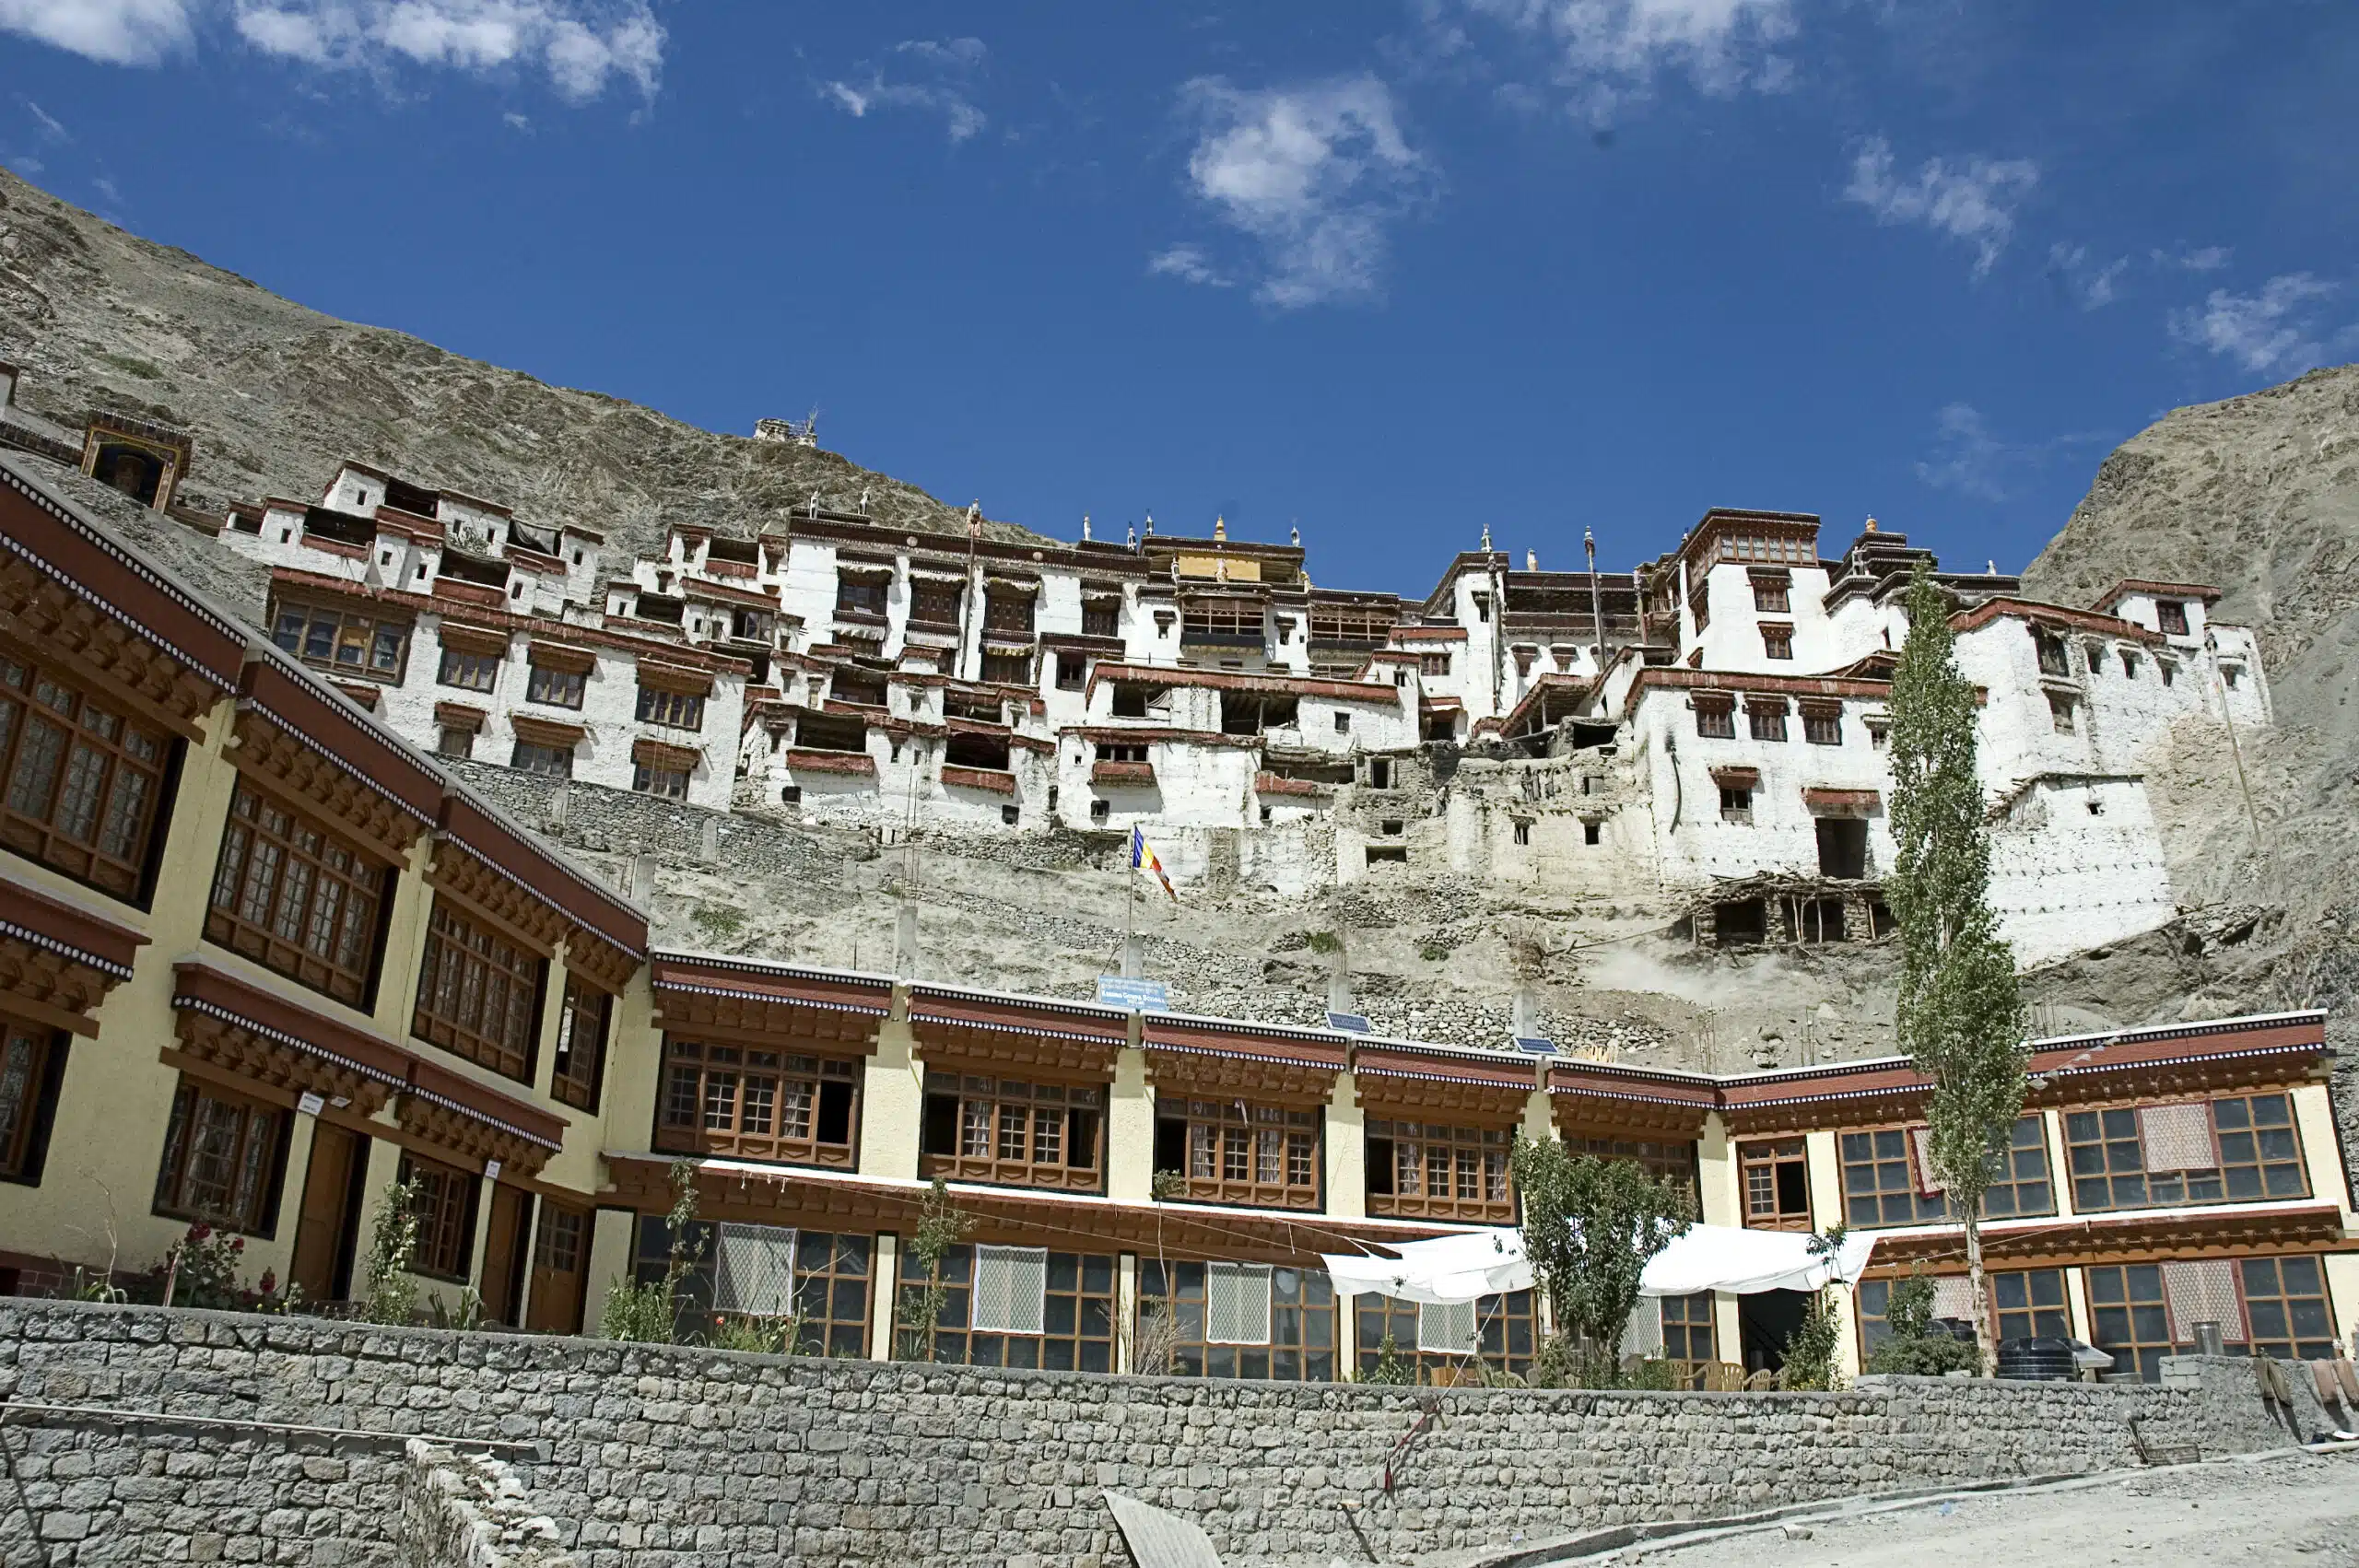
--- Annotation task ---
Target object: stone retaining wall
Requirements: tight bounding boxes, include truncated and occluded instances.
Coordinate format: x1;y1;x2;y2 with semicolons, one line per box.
0;1302;2292;1568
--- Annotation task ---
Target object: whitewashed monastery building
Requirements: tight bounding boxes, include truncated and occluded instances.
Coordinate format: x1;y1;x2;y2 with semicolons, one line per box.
208;464;2270;968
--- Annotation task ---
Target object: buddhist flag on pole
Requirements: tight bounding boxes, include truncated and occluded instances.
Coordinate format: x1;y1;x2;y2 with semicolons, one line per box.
1131;826;1178;901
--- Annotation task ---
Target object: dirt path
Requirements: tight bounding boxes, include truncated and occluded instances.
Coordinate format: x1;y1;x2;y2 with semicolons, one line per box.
1608;1451;2359;1567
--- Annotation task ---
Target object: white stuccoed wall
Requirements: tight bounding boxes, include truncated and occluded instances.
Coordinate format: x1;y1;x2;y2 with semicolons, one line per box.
1986;775;2177;966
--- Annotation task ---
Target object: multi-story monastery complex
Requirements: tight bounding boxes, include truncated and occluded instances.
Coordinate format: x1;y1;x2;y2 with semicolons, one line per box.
208;452;2267;968
0;414;2341;1387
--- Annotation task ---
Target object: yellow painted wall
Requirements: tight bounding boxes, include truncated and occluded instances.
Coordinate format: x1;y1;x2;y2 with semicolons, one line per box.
1106;1047;1154;1201
1324;1071;1365;1219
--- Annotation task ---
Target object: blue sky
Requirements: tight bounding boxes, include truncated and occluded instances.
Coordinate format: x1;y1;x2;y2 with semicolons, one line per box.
3;2;2355;592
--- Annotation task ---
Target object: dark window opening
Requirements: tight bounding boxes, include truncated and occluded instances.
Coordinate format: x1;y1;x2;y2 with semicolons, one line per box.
1220;693;1298;736
1089;800;1110;824
2034;629;2071;676
1055;651;1086;691
1815;817;1868;879
795;711;868;754
1110;684;1155;719
2156;600;2189;637
1380;819;1404;837
829;668;887;708
1365;844;1408;864
1715;898;1766;946
1720;786;1753;820
1695;700;1734;739
1367;757;1392;789
1512;820;1531;846
1081;598;1121;638
945;733;1012;772
1582;821;1602;846
780;785;802;804
1001;804;1020;825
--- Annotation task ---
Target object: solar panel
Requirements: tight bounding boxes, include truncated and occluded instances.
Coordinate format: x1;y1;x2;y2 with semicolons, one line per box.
1514;1036;1557;1055
1327;1012;1372;1034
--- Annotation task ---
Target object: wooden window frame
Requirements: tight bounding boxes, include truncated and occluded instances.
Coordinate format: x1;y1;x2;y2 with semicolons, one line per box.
635;686;705;731
656;1038;861;1167
271;600;410;683
510;741;574;778
2155;600;2189;637
2084;1263;2176;1382
1139;1259;1337;1381
437;649;500;693
401;1153;479;1283
0;1022;66;1185
1081;600;1121;638
1760;624;1794;661
526;663;587;709
1566;1135;1701;1217
1751;578;1790;614
1719;785;1753;820
1738;1137;1812;1231
899;1244;1115;1371
412;896;546;1084
1746;702;1787;742
980;650;1033;685
919;1071;1105;1192
2064;1094;2308;1213
1661;1290;1717;1363
631;763;690;800
152;1075;289;1237
1801;705;1842;746
1837;1116;2053;1229
0;651;175;904
1356;1289;1538;1380
2239;1256;2336;1362
549;977;612;1112
205;779;393;1009
1152;1098;1322;1210
1365;1118;1514;1223
834;578;888;619
1693;697;1734;740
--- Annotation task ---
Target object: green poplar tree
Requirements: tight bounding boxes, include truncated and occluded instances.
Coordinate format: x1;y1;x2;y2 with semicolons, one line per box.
1885;562;2030;1373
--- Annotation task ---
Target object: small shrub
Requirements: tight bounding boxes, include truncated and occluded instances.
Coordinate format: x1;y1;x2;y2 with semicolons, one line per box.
1865;1269;1982;1376
358;1177;424;1325
1357;1334;1415;1385
706;1314;799;1354
600;1157;706;1344
1304;930;1342;955
126;1224;301;1315
95;351;163;380
692;904;747;942
1418;941;1451;962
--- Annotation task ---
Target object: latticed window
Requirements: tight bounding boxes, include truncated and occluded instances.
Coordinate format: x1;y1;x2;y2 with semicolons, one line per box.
511;741;573;778
438;649;499;692
0;1023;58;1182
630;1221;872;1353
1566;1135;1700;1216
153;1078;286;1235
206;781;389;1007
899;1244;1115;1371
527;663;586;708
1747;702;1787;742
921;1073;1103;1190
1802;704;1842;745
1356;1290;1537;1380
712;1222;800;1316
2064;1094;2307;1212
1739;1138;1812;1230
1838;1116;2053;1229
632;764;689;799
658;1039;858;1166
1365;1119;1513;1222
1152;1097;1320;1209
1139;1260;1335;1381
549;978;611;1111
1693;697;1734;739
1661;1292;1716;1363
1857;1269;2066;1362
272;601;408;680
0;654;170;901
412;897;544;1082
401;1154;477;1281
636;686;704;730
1081;598;1121;638
2240;1257;2336;1362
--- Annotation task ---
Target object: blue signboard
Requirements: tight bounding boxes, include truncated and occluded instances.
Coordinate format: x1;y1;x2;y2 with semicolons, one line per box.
1095;976;1171;1012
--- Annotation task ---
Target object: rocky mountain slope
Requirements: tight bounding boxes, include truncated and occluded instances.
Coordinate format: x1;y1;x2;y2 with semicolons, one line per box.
5;165;2353;1082
0;168;1046;548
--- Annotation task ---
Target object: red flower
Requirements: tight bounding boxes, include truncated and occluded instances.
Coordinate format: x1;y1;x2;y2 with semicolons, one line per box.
257;1270;276;1294
231;1237;245;1252
188;1223;212;1243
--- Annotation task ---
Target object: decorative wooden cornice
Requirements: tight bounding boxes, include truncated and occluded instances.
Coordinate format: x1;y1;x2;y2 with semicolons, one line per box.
508;712;588;749
395;1091;557;1178
231;708;426;861
1144;1046;1337;1106
565;932;640;999
428;837;569;956
1860;1203;2348;1274
0;553;222;735
438;623;511;658
649;954;888;1048
170;1012;395;1119
0;878;146;1036
1551;1092;1709;1141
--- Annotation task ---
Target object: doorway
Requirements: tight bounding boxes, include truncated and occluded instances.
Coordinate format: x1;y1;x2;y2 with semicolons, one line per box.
478;1185;534;1327
1738;1288;1813;1375
524;1200;593;1334
288;1123;367;1305
1814;817;1868;879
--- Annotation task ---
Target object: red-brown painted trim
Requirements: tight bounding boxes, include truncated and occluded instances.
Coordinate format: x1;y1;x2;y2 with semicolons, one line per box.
2091;579;2224;613
1;462;246;687
1086;661;1401;704
241;657;445;823
0;872;147;977
434;792;648;956
1949;596;2165;646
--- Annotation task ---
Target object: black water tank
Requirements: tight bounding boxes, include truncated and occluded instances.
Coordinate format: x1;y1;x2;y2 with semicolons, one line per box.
1996;1335;2077;1381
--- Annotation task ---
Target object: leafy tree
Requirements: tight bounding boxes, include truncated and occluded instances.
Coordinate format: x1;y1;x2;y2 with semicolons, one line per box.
1777;1225;1850;1391
358;1176;424;1326
893;1178;974;1360
1865;1269;1981;1376
601;1157;707;1344
1511;1136;1691;1387
1886;562;2030;1373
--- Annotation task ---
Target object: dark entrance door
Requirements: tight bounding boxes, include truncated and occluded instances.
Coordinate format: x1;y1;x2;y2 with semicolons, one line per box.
524;1200;592;1334
478;1185;534;1327
1738;1288;1813;1375
288;1122;366;1305
1815;817;1868;878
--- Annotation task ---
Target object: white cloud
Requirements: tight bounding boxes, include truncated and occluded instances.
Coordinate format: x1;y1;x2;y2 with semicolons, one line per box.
1915;402;2107;504
0;0;195;66
21;99;71;143
1146;245;1232;288
233;2;663;100
1444;0;1798;121
820;36;988;144
2168;274;2341;376
1163;74;1433;309
2154;244;2232;274
1843;135;2038;279
2047;243;2126;310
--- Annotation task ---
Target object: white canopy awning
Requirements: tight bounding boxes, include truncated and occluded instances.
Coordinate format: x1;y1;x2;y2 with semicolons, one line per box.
1320;1224;1876;1306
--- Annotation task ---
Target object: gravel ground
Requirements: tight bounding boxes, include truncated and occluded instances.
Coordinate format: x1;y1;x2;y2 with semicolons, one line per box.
1603;1451;2359;1568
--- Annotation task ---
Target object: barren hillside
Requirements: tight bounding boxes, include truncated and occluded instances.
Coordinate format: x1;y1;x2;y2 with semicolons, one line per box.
0;167;1045;549
5;163;2354;1082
